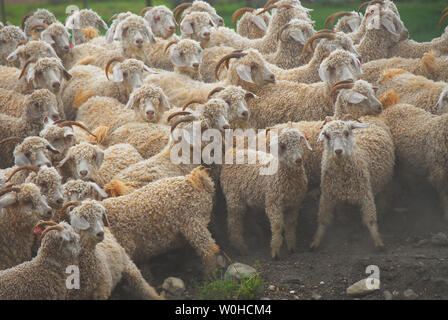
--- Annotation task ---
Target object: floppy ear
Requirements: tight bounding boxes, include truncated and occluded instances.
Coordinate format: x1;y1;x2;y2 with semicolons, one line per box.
170;49;186;67
15;152;31;166
300;134;313;151
102;213;110;227
63;126;75;138
160;93;171;110
88;182;108;199
347;19;360;32
26;68;37;84
236;64;254;84
112;65;123;82
145;25;156;44
382;16;398;35
56;152;72;168
98;18;108;31
6;48;20;62
95;149;104;167
71;215;90;230
125;95;138;109
317;129;326;143
352;56;362;75
251;15;268;32
0;192;17;209
289;29;306;44
65;14;80;30
348;92;367;104
318;63;331;83
349;121;370;130
117;25;129;41
40;30;54;44
180;21;194;35
62;68;72;81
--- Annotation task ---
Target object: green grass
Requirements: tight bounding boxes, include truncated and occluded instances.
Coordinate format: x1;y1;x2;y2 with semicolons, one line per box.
2;0;446;42
194;268;265;300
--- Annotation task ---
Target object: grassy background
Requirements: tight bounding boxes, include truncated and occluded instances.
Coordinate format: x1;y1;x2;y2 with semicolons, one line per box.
2;0;447;42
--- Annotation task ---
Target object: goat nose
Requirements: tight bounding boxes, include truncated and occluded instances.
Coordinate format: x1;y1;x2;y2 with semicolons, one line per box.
169;26;175;31
52;82;60;89
222;124;230;130
146;110;154;118
335;149;343;155
79;170;88;177
52;114;59;121
218;18;224;26
97;231;104;239
64;45;69;50
45;162;51;167
56;198;64;204
203;32;210;38
136;39;143;45
295;157;302;165
192;62;199;68
241;111;248;119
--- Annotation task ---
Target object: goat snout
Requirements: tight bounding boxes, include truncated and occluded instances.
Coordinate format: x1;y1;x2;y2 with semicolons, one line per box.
202;31;210;39
52;81;60;90
146;110;154;118
335;149;343;156
136;39;144;47
169;25;175;31
295;157;302;165
241;111;248;119
96;231;104;240
79;170;88;177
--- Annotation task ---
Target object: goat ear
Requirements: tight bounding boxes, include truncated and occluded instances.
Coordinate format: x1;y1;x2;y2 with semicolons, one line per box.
15;152;31;166
95;149;104;168
317;129;325;143
102;213;110;227
318;63;330;83
125;95;138;109
436;89;448;113
236;64;254;84
0;192;17;209
65;14;80;30
347;19;360;32
289;29;306;44
63;126;75;138
145;26;156;44
382;16;398;35
160;93;171;111
62;69;72;81
88;182;108;199
301;134;313;151
349;121;370;130
6;48;20;62
56;153;72;168
180;21;194;35
112;65;123;82
26;68;36;84
40;30;54;44
70;215;90;231
118;25;129;40
98;18;108;31
348;92;367;104
170;49;186;67
251;15;268;32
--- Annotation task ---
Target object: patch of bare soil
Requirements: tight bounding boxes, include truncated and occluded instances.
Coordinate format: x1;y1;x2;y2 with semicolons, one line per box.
115;179;448;300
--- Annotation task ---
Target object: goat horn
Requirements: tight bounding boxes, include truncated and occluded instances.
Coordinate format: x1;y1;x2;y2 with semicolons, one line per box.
173;2;192;22
164;40;178;54
207;87;225;99
5;165;39;183
21;12;33;30
18;59;37;79
29;23;48;32
328;81;355;104
140;7;153;16
442;8;448;15
182;99;206;111
56;121;97;137
33;221;58;233
324;12;353;29
16;40;27;48
0;136;23;146
0;186;21;197
232;8;254;25
106;13;118;23
170;115;198;133
257;4;293;16
39;225;64;241
166;111;192;123
214;51;247;81
276;23;291;42
439;10;448;25
358;0;384;13
263;0;280;9
105;57;124;80
301;32;335;61
58;201;81;222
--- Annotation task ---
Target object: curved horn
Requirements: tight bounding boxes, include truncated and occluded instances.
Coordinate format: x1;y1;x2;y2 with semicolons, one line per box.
324;12;354;29
16;40;27;48
276;23;291;42
439;9;448;25
358;0;384;13
263;0;280;9
0;136;23;146
164;40;178;54
29;23;48;32
166;111;192;123
104;57;124;80
173;2;192;22
21;12;33;30
58;201;81;221
18;59;36;79
170;115;197;133
182;99;206;111
232;8;254;25
39;224;64;241
328;80;355;104
214;51;247;81
56;121;97;137
5;165;39;183
33;220;57;233
301;32;335;61
257;4;293;16
207;87;225;99
106;13;118;23
0;186;21;197
140;7;153;16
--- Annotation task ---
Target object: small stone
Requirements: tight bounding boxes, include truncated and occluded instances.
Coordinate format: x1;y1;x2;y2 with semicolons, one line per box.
260;297;270;300
293;295;299;300
383;290;393;300
224;263;256;282
403;289;418;300
431;233;448;246
320;281;325;285
289;290;295;294
268;285;276;291
162;277;185;297
415;239;429;247
392;290;399;296
311;292;322;300
346;278;380;297
216;255;226;268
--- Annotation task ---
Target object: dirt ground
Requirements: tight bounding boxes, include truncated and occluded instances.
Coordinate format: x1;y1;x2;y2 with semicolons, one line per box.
116;177;448;300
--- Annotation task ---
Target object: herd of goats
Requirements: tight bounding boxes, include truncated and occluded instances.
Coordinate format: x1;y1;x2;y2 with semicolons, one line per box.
0;0;447;299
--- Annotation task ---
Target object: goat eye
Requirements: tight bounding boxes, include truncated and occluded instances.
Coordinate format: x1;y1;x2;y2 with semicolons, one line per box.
155;16;160;21
324;133;330;140
122;72;128;77
225;99;231;104
344;130;349;137
33;102;40;108
92;154;96;161
25;152;31;158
